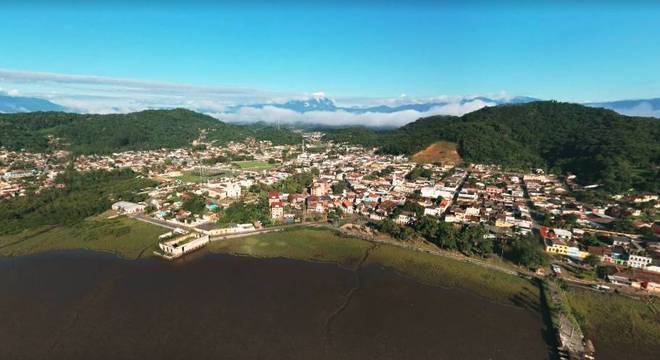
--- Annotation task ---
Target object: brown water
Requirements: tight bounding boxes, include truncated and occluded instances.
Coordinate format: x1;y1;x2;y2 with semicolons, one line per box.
0;250;554;359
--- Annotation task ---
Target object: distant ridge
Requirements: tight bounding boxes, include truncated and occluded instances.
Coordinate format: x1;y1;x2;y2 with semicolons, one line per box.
227;95;539;114
586;98;660;118
0;94;67;113
0;108;301;154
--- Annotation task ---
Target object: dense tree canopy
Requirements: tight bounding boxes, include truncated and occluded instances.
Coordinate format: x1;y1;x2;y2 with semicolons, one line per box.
0;109;301;154
0;169;156;235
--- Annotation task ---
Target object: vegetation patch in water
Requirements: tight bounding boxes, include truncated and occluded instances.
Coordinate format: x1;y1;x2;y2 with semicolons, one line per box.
0;212;166;259
566;288;660;358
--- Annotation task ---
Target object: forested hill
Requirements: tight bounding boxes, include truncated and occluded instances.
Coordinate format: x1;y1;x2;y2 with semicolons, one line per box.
325;101;660;193
0;108;301;154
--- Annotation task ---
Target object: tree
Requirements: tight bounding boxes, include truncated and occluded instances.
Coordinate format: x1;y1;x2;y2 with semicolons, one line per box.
413;216;439;242
582;233;602;247
561;214;579;227
611;218;635;233
332;180;349;195
405;166;433;181
510;235;548;269
182;194;206;214
584;254;600;267
435;222;459;250
477;236;494;257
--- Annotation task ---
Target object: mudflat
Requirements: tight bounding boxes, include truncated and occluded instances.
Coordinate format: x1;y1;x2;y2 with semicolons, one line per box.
0;250;552;360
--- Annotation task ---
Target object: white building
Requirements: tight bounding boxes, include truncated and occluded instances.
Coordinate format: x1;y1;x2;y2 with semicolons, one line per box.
627;255;653;269
111;201;146;214
421;186;441;199
158;233;209;259
270;202;284;220
224;182;241;198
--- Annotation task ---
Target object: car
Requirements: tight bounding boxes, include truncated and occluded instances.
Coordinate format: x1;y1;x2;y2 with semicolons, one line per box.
551;265;562;275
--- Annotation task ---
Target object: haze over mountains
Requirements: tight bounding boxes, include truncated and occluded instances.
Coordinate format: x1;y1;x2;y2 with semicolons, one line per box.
0;94;66;113
1;90;658;127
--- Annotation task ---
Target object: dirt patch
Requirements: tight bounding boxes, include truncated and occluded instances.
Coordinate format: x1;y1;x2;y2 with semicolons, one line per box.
412;141;462;165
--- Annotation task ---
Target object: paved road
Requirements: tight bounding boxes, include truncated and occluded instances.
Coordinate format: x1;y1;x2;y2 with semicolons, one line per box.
130;214;196;232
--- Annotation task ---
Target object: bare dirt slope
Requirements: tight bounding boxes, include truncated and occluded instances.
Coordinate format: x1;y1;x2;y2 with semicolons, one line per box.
411;141;462;165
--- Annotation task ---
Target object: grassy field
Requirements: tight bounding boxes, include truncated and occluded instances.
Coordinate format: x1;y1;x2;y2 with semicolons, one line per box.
209;227;538;304
566;288;660;356
0;212;167;259
231;160;276;170
176;171;231;184
366;245;540;304
208;228;372;269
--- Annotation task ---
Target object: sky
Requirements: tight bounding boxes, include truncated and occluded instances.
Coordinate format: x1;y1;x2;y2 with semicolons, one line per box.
1;1;660;123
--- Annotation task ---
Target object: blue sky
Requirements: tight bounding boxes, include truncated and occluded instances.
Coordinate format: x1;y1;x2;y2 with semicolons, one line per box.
1;1;659;122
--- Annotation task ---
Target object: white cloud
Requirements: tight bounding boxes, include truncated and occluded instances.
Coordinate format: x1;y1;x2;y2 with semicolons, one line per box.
6;89;20;96
211;99;494;127
0;67;504;125
614;102;660;118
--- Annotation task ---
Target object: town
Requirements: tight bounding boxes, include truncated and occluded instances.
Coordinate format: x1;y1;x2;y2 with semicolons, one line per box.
1;132;659;295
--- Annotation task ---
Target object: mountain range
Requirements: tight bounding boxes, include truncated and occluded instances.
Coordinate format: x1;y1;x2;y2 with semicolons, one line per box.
1;91;659;121
226;95;540;114
0;94;67;113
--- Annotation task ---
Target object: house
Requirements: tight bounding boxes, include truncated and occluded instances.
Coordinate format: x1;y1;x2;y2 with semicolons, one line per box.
2;170;35;181
268;191;281;206
608;269;660;293
539;226;572;241
270;201;284;220
341;201;354;214
223;182;241;198
424;206;443;217
611;236;632;247
544;238;569;256
627;254;652;269
495;216;514;228
111;201;146;214
396;211;415;225
588;246;614;264
420;186;441;199
310;179;331;196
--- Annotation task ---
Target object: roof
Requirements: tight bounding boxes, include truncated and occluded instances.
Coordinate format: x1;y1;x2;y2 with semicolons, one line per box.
588;246;612;256
619;269;660;284
268;191;280;198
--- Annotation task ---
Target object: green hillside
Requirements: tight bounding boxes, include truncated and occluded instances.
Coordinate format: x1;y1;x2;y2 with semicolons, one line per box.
325;102;660;192
0;108;301;154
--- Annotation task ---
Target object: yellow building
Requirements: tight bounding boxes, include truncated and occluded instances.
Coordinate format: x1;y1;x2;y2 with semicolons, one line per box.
544;240;569;255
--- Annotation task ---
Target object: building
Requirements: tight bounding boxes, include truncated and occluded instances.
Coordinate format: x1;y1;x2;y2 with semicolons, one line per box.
544;238;569;256
2;170;35;181
223;182;242;198
587;246;614;264
310;180;331;197
158;233;209;259
270;202;284;220
608;269;660;293
111;201;146;214
627;254;653;269
268;191;281;206
196;223;256;236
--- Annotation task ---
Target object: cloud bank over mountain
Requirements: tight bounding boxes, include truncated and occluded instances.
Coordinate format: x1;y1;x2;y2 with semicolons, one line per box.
586;99;660;118
1;68;658;126
211;97;499;127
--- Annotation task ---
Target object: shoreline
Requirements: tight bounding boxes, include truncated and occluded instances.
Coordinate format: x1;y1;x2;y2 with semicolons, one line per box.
3;227;658;359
